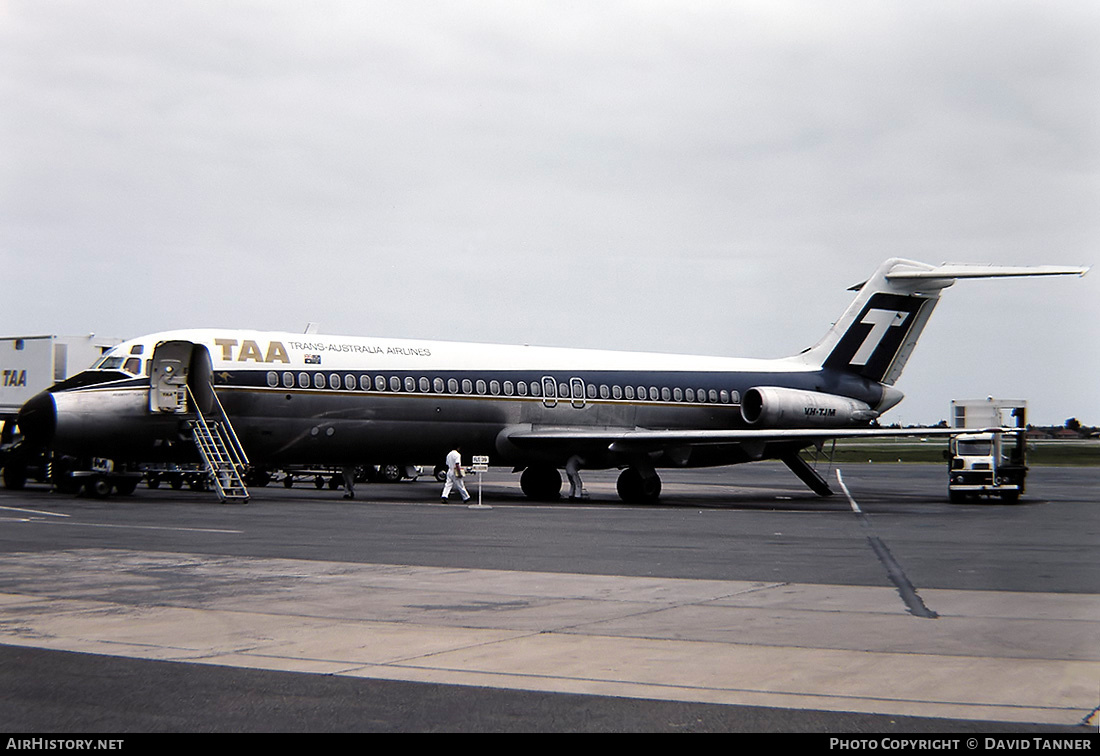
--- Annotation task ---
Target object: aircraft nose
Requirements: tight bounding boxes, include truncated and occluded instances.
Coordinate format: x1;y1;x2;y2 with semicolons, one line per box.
17;391;56;447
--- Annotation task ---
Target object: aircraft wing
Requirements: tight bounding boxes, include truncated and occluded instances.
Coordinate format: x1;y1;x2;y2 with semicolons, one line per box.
504;425;991;454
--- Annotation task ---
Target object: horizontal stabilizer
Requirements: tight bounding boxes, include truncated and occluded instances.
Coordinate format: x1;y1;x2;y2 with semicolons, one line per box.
886;263;1089;282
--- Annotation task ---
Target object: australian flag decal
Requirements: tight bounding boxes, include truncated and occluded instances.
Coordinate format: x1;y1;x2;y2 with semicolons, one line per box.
304;354;322;365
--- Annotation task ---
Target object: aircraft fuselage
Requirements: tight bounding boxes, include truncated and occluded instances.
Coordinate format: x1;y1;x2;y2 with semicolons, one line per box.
32;328;888;472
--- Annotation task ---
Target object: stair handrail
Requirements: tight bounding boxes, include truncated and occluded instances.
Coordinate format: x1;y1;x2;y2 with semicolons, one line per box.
184;383;250;502
207;384;250;467
186;384;216;449
185;383;250;469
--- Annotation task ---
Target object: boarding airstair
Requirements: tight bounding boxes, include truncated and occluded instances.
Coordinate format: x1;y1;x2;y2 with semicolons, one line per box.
186;385;250;503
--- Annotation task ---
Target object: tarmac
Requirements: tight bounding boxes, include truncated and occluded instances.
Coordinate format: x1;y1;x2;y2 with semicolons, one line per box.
0;462;1096;733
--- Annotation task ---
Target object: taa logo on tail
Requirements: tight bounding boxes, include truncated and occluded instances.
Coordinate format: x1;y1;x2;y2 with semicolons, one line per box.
850;309;910;366
824;293;927;381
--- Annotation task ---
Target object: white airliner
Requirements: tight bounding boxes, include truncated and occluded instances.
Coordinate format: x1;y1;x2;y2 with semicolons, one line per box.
15;258;1087;502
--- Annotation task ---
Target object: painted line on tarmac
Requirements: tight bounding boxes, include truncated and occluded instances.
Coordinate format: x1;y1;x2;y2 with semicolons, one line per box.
836;470;938;620
35;519;243;535
0;505;70;518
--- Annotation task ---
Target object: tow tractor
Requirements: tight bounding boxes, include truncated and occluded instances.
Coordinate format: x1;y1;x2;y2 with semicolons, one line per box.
947;399;1027;503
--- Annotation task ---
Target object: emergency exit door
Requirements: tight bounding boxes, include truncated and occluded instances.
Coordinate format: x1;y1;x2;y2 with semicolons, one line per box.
570;377;586;408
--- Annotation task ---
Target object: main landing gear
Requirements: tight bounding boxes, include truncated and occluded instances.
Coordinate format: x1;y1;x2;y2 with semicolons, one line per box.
519;464;663;504
615;467;662;504
519;465;562;501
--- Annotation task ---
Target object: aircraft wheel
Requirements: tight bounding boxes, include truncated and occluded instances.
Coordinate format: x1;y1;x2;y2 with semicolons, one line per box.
247;469;272;487
55;474;80;495
84;475;112;499
434;465;448;482
616;468;662;504
283;476;294;488
53;458;80;495
115;478;139;496
379;463;403;483
520;466;561;501
2;461;27;490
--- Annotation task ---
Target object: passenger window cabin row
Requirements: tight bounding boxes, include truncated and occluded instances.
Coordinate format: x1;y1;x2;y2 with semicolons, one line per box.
266;371;741;405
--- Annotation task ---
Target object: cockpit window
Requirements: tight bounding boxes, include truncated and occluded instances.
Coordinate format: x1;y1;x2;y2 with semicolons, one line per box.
93;352;144;375
95;356;125;370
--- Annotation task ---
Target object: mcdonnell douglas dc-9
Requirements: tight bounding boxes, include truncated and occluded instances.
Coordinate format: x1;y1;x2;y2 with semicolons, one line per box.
13;258;1087;502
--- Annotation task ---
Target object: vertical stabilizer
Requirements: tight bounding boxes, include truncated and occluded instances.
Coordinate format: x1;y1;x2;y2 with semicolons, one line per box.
791;259;1088;386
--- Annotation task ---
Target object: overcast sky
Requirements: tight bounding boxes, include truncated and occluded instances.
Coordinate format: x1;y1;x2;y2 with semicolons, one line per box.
1;0;1097;425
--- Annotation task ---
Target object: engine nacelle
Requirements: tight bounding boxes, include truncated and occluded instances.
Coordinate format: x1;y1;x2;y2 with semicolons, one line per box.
740;386;878;428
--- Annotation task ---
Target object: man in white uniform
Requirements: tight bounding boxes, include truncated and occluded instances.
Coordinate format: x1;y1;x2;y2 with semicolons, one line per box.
441;446;470;503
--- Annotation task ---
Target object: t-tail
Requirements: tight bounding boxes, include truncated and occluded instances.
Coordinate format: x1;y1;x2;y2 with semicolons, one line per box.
791;258;1089;387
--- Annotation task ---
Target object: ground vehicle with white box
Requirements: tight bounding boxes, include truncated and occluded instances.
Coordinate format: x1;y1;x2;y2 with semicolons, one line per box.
0;334;124;491
947;399;1027;503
